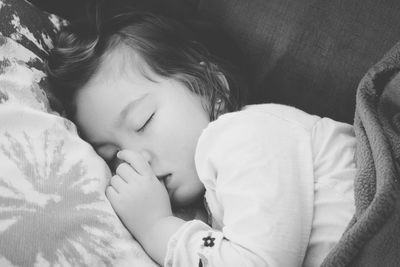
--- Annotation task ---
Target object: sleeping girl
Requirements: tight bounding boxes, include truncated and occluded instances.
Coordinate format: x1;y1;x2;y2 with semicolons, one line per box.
46;12;356;267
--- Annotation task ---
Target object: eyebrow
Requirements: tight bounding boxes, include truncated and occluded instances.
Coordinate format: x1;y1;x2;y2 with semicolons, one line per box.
92;93;149;149
116;93;149;128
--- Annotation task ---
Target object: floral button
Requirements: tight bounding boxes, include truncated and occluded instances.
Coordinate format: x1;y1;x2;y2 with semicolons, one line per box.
202;234;215;247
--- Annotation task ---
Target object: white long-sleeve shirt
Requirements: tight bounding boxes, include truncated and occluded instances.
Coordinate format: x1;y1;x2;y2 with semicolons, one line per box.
164;104;356;267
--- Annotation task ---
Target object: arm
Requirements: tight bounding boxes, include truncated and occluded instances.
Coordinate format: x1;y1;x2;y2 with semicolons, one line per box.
107;108;316;266
162;110;316;266
140;216;186;265
105;150;184;265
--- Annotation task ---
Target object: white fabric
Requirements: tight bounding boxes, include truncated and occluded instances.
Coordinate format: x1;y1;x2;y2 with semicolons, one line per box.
164;104;356;267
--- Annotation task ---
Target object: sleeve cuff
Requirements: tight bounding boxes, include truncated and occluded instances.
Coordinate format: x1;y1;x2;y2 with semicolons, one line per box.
164;219;213;267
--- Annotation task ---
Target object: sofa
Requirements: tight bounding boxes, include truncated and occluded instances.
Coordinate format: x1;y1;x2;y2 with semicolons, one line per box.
1;0;399;266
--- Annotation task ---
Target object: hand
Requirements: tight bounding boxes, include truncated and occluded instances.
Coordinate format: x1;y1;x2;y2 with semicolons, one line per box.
105;150;173;241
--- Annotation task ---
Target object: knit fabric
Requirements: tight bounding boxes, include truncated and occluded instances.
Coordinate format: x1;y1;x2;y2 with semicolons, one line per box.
322;41;400;266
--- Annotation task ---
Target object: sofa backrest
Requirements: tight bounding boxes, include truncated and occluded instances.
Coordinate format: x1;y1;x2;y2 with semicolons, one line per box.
196;0;400;122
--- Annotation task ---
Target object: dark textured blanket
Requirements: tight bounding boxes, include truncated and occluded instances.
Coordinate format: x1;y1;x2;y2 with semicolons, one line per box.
322;42;400;266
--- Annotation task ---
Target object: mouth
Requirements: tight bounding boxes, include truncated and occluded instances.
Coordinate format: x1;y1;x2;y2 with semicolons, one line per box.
157;174;173;197
157;174;171;184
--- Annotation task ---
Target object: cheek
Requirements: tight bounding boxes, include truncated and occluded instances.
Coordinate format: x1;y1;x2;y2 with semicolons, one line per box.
169;127;202;157
150;100;209;163
173;174;205;207
148;123;198;172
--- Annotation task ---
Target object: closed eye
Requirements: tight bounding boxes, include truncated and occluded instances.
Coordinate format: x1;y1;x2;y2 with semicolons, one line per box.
138;112;155;132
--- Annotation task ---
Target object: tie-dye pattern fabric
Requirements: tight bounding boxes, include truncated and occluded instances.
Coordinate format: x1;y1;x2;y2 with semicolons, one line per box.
0;104;158;267
0;0;63;60
0;0;66;113
0;35;52;112
0;0;158;266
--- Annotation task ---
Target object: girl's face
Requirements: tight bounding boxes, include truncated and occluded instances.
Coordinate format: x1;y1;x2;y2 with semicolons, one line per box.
74;49;209;207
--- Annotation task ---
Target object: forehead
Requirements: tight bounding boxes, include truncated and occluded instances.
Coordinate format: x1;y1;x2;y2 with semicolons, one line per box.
73;47;154;139
94;44;155;84
77;46;150;103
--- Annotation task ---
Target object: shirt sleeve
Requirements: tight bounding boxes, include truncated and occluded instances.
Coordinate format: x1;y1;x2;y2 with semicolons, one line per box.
164;108;318;267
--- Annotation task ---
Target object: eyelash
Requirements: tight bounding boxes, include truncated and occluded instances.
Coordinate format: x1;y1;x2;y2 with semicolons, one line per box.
138;113;155;132
105;113;154;171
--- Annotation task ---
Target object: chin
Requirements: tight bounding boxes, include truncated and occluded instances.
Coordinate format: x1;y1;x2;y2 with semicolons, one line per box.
170;186;205;208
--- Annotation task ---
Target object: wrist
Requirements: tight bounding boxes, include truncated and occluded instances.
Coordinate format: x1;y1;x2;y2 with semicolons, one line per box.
142;216;184;246
139;216;186;265
127;210;173;242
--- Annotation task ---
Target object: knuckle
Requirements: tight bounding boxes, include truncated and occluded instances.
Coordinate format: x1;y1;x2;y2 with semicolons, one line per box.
105;186;112;194
105;186;114;199
110;175;119;183
115;163;128;174
121;150;140;160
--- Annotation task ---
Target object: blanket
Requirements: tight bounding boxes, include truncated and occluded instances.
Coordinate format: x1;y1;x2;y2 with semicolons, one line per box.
321;42;400;266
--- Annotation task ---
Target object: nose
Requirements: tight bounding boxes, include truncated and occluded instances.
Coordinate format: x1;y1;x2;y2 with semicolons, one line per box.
112;149;152;175
139;150;152;165
119;135;153;165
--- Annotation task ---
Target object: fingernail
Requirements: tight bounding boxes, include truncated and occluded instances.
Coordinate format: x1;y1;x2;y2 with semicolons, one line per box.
116;151;122;158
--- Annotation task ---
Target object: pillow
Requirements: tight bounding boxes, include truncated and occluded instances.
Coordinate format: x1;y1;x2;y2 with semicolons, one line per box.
0;0;66;113
0;0;159;266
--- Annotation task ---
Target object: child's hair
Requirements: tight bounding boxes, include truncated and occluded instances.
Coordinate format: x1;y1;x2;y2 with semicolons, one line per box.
46;10;246;120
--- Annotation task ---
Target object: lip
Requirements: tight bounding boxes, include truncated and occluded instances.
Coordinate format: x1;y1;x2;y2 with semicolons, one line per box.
164;174;172;187
157;174;171;188
157;174;170;182
158;174;173;198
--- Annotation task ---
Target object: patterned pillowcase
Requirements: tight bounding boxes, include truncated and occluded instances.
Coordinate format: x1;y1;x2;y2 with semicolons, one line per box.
0;0;158;266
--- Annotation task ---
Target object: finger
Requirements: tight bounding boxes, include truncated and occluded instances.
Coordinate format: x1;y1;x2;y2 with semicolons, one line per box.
117;150;153;176
105;185;118;203
115;162;137;182
109;175;126;192
110;157;125;174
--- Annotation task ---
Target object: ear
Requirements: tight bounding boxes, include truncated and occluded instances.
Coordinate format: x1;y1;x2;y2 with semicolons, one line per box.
213;73;229;118
199;61;229;117
200;61;230;91
217;72;229;91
